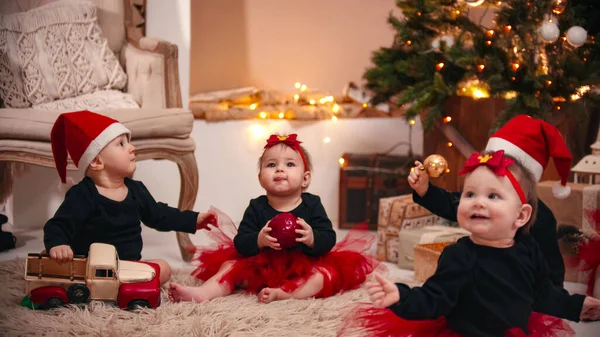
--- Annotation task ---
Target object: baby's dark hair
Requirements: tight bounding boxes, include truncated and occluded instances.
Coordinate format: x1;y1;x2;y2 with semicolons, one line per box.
486;152;538;232
257;143;313;172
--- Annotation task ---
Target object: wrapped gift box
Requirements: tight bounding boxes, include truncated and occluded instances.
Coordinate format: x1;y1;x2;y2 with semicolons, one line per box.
376;194;442;263
537;181;600;232
397;225;470;270
414;242;455;282
538;181;599;284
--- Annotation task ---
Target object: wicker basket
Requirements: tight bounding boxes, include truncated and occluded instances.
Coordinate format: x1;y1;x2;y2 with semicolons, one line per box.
413;241;455;282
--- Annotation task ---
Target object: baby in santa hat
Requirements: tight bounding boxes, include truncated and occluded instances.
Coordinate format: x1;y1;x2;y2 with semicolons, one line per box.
409;115;573;287
44;110;214;285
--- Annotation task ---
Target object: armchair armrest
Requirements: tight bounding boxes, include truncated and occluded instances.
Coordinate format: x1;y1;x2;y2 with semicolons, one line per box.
121;29;183;109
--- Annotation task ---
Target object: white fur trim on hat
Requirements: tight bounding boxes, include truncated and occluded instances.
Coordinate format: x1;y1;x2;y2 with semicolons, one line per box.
552;182;571;199
486;137;544;182
78;123;131;173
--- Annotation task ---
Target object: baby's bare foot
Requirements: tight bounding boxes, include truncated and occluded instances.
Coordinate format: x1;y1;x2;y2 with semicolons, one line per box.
258;287;291;303
168;283;208;303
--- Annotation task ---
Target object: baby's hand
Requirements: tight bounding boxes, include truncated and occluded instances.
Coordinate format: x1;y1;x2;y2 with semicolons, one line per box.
408;160;429;197
580;296;600;321
366;273;400;308
49;245;74;263
258;221;281;250
197;212;217;231
295;218;314;248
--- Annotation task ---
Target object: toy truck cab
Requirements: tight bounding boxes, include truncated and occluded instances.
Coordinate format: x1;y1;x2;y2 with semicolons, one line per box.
24;243;160;310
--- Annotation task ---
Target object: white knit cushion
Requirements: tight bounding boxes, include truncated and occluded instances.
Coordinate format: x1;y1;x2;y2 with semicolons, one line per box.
0;0;127;107
33;90;139;110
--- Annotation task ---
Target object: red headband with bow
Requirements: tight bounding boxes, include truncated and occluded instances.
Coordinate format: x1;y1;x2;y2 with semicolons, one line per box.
264;134;309;172
459;150;527;204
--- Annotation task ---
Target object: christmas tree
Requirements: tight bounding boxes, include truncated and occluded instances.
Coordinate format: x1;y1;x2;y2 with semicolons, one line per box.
364;0;599;131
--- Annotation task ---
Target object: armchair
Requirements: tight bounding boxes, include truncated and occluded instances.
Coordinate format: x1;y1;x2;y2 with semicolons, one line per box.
0;0;198;261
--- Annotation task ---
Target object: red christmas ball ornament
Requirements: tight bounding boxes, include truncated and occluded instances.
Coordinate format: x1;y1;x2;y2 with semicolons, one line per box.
268;213;300;249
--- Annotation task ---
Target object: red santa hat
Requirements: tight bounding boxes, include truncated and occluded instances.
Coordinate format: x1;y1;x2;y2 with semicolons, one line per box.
485;115;572;199
50;110;130;183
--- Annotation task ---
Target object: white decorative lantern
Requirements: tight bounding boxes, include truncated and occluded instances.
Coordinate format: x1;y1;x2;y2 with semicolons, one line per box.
566;26;588;47
539;21;560;43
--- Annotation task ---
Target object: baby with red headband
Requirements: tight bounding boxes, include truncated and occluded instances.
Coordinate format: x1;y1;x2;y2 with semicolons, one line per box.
344;150;600;337
168;134;380;303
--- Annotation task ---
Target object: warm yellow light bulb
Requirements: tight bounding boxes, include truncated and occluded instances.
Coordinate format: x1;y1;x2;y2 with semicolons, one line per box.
332;115;338;122
409;119;416;126
250;124;265;138
249;103;258;110
323;137;331;144
436;62;445;71
295;82;301;89
444;116;452;123
300;84;307;92
332;104;340;113
362;103;368;108
338;158;345;167
278;112;285;119
447;142;453;147
309;99;316;105
293;94;300;101
445;168;450;173
259;111;267;119
478;64;485;71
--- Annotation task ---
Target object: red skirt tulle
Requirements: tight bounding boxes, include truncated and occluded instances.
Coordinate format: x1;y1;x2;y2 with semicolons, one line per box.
340;305;575;337
190;207;382;297
578;237;600;296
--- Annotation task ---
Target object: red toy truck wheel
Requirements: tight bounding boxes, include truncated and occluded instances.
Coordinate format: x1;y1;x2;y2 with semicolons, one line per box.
30;286;68;309
127;299;150;310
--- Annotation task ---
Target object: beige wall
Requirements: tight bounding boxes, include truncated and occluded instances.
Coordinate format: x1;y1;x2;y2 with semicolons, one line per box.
190;0;402;94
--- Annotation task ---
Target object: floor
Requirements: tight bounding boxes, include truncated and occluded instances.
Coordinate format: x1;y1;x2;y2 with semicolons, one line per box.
1;224;598;336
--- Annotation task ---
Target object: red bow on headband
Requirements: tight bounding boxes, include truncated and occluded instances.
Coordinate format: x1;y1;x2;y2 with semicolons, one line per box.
264;134;309;172
265;134;302;150
459;150;514;176
459;150;526;204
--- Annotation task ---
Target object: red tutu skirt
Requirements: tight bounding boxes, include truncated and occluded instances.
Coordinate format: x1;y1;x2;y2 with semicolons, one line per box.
190;207;381;297
340;305;575;337
578;209;600;296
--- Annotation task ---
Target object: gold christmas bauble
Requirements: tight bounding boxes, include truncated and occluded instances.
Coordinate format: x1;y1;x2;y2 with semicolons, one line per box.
420;154;448;178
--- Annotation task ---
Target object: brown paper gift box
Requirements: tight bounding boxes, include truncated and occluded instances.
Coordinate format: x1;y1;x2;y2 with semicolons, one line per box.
414;242;455;282
537;181;600;232
397;225;470;270
538;181;599;283
376;194;442;263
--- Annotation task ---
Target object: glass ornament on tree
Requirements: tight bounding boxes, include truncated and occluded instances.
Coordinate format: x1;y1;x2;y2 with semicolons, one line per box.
566;26;588;47
463;0;485;7
539;20;560;43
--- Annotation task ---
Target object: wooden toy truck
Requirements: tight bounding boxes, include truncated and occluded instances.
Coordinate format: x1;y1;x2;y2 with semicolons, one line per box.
24;243;160;310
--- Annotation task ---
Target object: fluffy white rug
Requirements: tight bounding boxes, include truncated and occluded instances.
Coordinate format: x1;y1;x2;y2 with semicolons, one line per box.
0;258;400;337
